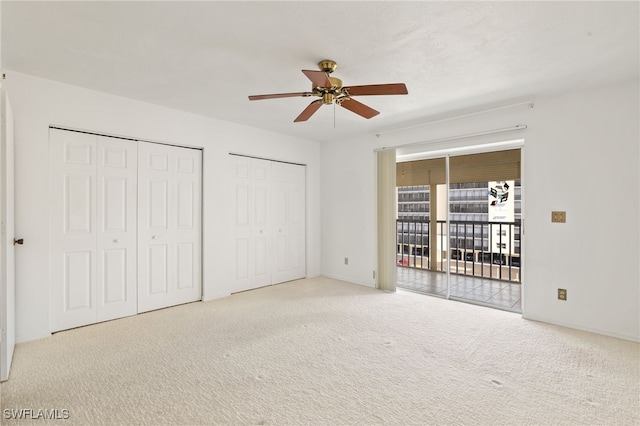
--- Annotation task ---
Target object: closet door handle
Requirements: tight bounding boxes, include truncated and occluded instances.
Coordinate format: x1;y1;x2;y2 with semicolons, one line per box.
13;238;24;245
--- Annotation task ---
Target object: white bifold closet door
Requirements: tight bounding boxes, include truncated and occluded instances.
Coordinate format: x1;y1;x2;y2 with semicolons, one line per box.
231;157;270;292
230;155;305;293
50;131;202;332
272;161;306;284
50;130;138;332
137;142;202;313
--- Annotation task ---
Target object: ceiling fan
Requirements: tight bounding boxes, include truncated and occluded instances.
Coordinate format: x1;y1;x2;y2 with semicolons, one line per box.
248;60;408;122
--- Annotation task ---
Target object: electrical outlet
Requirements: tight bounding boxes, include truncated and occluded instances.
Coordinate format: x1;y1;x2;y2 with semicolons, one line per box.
552;211;566;223
558;288;567;301
344;257;348;265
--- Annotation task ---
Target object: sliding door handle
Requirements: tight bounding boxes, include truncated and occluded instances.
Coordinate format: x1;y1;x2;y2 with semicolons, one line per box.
13;238;24;245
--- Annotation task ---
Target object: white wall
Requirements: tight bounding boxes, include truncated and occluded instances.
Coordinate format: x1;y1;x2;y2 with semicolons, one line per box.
0;1;3;70
4;71;322;343
321;137;377;286
321;79;640;342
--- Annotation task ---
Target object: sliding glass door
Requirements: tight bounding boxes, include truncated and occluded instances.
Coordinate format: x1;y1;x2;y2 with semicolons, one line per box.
395;148;522;313
447;150;521;311
396;157;447;297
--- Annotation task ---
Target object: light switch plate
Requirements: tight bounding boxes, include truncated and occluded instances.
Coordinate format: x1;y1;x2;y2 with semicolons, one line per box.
552;211;566;223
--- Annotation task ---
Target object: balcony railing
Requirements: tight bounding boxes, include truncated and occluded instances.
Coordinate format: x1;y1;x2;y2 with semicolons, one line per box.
396;219;521;283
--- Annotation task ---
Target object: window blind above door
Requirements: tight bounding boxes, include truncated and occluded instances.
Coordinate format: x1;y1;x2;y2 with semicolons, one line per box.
396;149;520;186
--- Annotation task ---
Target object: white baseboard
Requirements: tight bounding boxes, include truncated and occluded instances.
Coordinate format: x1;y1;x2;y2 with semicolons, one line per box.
320;273;376;288
202;292;231;302
522;313;640;343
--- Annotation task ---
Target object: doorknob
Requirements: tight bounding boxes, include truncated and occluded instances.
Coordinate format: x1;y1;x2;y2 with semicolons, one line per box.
13;238;24;245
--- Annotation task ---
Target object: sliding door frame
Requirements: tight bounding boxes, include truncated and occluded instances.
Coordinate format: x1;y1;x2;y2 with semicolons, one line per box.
380;138;526;313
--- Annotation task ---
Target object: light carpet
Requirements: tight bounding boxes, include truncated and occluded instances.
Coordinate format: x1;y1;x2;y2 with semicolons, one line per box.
1;276;638;425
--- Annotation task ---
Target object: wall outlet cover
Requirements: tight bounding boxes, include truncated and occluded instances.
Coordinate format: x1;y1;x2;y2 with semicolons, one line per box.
552;211;566;223
558;288;567;301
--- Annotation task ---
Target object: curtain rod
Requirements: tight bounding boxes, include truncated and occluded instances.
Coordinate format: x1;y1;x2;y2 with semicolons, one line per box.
375;101;534;137
374;125;527;152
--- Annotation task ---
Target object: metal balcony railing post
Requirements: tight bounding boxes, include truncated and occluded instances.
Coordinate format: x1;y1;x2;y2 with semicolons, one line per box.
499;223;503;280
420;222;424;269
509;223;512;281
472;223;476;277
401;221;405;267
440;221;445;273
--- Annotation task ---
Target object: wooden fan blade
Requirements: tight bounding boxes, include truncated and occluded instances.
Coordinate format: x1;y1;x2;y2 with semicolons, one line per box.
294;100;323;122
302;70;332;88
339;98;380;119
343;83;408;96
249;92;310;101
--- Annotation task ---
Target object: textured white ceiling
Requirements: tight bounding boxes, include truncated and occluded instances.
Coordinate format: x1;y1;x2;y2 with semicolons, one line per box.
3;1;638;142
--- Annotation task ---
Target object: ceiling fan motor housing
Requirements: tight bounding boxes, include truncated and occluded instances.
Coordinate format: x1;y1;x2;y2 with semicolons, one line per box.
322;92;334;105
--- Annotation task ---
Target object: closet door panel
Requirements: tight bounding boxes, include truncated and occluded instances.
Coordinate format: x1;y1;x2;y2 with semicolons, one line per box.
272;162;306;284
64;251;92;310
176;242;194;289
138;142;201;313
230;156;252;292
173;148;202;297
50;130;98;332
289;164;306;277
148;244;168;294
230;156;306;291
251;158;271;288
96;136;137;322
102;249;126;303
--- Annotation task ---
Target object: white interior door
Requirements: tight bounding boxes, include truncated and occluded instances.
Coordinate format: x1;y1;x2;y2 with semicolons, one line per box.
138;142;202;313
230;156;272;292
272;162;306;284
96;136;137;322
230;155;306;292
50;129;98;332
1;89;16;382
251;158;271;288
50;130;138;331
230;155;252;292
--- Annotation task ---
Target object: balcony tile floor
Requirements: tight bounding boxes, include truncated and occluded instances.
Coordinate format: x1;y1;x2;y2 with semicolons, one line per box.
396;267;521;313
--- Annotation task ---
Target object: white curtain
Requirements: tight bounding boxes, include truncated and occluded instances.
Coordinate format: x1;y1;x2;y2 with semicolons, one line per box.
377;148;396;292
